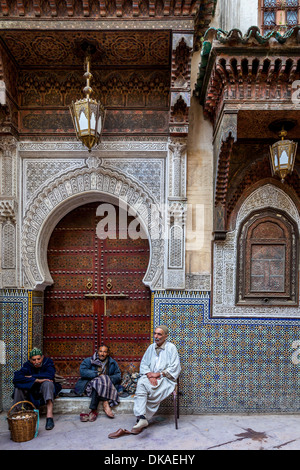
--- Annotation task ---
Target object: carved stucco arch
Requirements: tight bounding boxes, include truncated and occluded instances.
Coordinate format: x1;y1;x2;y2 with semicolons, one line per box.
22;166;164;291
235;184;300;231
212;183;300;318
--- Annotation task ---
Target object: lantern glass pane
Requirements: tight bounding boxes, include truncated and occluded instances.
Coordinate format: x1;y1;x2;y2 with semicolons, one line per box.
274;151;279;170
279;149;289;167
97;116;102;134
79;109;88;132
90;112;96;132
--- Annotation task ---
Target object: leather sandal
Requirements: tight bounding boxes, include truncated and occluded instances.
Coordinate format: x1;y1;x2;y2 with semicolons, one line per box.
130;427;145;434
103;400;114;418
88;410;98;422
80;413;89;422
108;428;133;439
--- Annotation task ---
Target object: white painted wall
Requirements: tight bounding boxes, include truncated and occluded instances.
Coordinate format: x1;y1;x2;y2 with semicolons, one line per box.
212;0;259;33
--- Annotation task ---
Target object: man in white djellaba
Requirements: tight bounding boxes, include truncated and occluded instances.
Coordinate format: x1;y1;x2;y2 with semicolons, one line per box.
131;324;181;433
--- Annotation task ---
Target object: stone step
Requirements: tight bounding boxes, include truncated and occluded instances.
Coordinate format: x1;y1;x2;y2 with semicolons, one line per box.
52;395;135;415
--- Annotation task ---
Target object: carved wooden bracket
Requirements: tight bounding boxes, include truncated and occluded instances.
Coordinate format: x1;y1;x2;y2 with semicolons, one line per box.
201;54;300;127
213;135;235;240
169;33;193;136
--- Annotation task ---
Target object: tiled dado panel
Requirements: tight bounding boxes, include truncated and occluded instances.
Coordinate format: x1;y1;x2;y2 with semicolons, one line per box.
0;290;30;410
0;290;43;410
2;288;300;413
152;291;300;414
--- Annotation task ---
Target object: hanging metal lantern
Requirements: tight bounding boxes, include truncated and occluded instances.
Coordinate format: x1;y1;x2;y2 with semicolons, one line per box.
269;125;297;183
70;46;105;152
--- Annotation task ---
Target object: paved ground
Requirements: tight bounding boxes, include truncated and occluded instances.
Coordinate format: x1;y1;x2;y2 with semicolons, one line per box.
1;410;300;453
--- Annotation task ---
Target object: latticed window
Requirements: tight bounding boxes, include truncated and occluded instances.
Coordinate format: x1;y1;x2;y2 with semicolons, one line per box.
236;209;298;306
261;0;300;34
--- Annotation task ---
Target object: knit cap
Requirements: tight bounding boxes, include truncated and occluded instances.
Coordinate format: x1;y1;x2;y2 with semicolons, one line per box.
29;347;43;358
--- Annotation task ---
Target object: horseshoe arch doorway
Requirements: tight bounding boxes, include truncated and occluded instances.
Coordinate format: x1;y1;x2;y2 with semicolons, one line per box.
43;200;151;388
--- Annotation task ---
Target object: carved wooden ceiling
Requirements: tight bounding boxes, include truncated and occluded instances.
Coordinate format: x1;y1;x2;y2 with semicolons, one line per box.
0;0;201;18
237;110;300;140
0;0;218;68
0;1;207;137
0;30;171;68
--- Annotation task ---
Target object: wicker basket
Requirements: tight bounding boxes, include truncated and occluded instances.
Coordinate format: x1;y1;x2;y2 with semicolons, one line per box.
7;401;39;442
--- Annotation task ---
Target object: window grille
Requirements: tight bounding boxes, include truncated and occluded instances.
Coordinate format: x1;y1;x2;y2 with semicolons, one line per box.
261;0;300;34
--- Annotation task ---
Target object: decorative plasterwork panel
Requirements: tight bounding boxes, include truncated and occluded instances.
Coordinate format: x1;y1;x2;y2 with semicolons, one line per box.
212;184;300;318
168;139;187;198
23;159;85;212
0;200;17;287
0;136;17;199
0;136;18;289
21;153;166;292
102;158;165;205
21;141;166;210
164;138;187;289
19;140;167;152
0;199;16;223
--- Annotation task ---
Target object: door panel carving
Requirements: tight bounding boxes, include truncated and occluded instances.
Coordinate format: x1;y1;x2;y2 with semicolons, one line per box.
44;202;150;388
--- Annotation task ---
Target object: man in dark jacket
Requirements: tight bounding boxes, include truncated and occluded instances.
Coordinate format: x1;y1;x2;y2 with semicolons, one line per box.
12;347;62;430
73;344;121;421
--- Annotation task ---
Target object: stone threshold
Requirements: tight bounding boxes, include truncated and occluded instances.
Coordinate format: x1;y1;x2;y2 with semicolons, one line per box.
50;395;135;415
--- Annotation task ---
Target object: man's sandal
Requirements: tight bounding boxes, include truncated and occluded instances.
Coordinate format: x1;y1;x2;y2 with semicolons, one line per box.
88;410;98;422
108;428;133;439
80;413;89;422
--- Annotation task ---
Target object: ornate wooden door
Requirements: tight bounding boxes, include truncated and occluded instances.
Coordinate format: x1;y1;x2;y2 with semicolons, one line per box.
44;201;151;388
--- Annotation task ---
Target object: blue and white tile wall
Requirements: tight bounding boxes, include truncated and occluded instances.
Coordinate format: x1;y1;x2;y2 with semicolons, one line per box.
152;291;300;414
